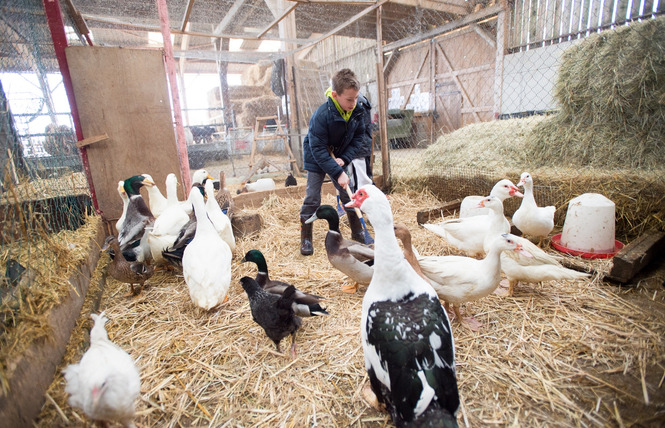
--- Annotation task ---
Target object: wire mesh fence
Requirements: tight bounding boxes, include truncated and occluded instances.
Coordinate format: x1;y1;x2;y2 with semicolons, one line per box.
0;0;92;302
1;0;663;286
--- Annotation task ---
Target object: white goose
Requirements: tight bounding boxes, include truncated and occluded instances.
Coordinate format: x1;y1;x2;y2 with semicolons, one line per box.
204;178;235;252
184;169;215;215
346;185;459;427
416;233;532;330
460;178;523;218
182;189;232;310
512;172;555;241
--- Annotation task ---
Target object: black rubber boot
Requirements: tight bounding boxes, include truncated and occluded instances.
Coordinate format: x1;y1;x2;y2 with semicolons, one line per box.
300;219;314;255
347;210;366;243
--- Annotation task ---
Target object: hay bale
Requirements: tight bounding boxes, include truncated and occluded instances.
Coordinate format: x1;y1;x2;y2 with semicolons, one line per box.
236;96;281;127
422;116;543;171
242;61;272;88
229;85;266;100
531;17;665;168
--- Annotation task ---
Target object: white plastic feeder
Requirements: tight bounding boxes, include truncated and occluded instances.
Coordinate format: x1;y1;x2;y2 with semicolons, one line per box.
561;193;616;254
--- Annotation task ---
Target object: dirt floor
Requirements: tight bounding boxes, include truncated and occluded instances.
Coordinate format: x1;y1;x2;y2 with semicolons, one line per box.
32;171;665;427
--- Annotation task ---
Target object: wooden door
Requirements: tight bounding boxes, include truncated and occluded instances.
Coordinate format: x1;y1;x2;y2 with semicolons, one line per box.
66;46;184;225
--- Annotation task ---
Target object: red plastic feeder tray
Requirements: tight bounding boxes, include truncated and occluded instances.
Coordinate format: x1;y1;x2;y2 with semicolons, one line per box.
551;233;624;259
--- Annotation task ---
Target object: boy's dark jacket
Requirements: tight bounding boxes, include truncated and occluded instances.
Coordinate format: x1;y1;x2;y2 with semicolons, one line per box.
302;97;366;180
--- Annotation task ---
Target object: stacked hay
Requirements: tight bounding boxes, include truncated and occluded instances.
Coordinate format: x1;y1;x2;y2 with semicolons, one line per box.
236;95;281;127
531;17;665;168
233;62;281;127
242;60;273;88
421;116;542;171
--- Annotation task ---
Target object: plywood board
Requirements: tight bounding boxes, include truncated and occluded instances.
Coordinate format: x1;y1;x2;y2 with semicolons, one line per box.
65;46;184;223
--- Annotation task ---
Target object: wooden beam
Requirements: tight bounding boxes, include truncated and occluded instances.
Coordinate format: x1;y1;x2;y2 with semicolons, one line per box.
81;13;310;43
287;0;375;4
180;0;196;32
233;181;337;209
75;133;109;148
606;231;665;284
214;0;248;35
471;23;496;48
376;5;391;189
292;0;390;55
391;0;469;15
63;0;91;42
435;43;481;121
417;199;463;224
258;3;298;38
493;10;506;117
382;50;399;73
382;3;504;53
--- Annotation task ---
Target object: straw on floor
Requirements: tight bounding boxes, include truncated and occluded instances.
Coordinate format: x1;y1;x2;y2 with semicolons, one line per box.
34;190;665;427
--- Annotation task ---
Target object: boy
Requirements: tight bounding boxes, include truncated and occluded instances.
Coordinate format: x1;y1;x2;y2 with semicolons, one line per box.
299;69;367;256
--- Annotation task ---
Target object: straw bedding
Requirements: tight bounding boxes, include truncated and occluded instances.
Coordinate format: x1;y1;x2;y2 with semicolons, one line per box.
33;189;665;427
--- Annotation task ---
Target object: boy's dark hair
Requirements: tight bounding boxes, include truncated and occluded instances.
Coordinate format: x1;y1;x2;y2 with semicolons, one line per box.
331;69;360;94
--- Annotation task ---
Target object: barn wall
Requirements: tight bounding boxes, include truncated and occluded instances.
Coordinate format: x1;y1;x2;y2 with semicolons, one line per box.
500;38;580;115
510;0;664;50
385;21;497;139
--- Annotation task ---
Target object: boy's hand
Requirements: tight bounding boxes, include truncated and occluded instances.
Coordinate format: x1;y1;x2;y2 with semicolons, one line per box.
337;171;350;189
334;157;344;167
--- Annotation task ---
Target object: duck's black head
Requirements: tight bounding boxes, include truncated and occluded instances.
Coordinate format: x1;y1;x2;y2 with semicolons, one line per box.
241;249;268;273
239;276;261;297
123;175;146;196
313;205;340;232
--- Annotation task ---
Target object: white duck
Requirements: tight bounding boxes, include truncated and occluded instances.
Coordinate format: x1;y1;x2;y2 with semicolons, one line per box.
512;172;555;242
63;312;140;428
460;178;523;218
423;196;506;257
237;177;276;194
191;168;214;186
346;185;459;427
185;169;215;215
204;178;235;252
476;194;590;296
140;173;169;218
147;174;191;263
499;244;590;296
416;233;532;330
115;180;129;233
182;188;232;310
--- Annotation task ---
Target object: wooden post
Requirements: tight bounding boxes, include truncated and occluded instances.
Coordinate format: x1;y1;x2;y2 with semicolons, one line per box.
376;6;390;189
156;0;191;192
494;8;507;118
214;38;231;131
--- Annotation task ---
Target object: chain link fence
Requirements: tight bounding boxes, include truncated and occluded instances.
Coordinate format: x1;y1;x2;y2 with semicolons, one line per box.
1;0;92;298
1;0;663;292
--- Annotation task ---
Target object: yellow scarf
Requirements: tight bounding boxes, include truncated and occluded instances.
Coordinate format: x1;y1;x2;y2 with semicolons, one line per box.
326;87;354;122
